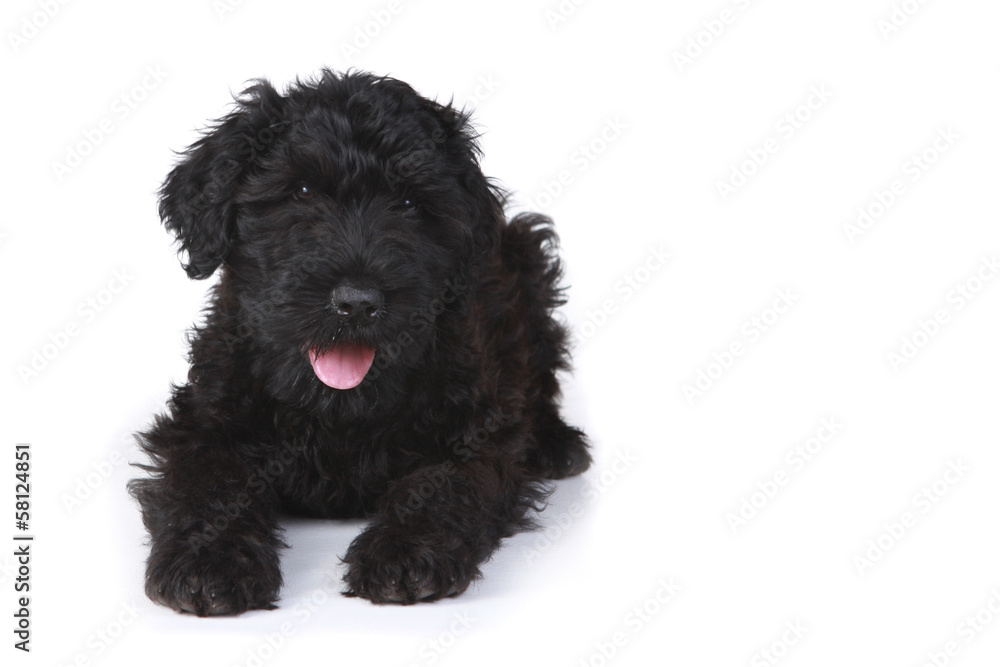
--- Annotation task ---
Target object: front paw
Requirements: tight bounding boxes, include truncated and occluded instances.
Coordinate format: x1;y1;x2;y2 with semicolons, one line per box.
342;525;478;604
530;441;592;480
528;420;592;480
144;531;282;616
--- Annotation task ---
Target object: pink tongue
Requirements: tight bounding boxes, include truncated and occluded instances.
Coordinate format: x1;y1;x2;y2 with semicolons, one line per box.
308;345;376;390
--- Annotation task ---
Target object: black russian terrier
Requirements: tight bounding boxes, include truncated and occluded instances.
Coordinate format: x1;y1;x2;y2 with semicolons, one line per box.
129;70;590;615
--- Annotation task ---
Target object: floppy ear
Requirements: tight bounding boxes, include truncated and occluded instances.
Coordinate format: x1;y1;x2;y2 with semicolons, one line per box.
159;81;286;279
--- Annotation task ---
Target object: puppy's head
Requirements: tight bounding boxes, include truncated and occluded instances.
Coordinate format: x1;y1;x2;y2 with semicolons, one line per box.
160;70;504;413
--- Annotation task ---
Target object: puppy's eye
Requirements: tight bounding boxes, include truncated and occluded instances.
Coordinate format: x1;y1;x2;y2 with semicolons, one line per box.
294;184;314;201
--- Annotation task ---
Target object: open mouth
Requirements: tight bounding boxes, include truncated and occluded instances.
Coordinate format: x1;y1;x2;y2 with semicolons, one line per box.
308;344;376;390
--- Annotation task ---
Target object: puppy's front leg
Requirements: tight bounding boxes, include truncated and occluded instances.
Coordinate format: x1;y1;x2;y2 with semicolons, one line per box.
342;458;543;604
129;406;285;616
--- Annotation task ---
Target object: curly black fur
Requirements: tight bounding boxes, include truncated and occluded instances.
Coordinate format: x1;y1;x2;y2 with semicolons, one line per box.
128;70;590;615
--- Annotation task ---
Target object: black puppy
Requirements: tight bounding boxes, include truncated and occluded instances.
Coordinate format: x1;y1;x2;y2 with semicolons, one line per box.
129;70;589;615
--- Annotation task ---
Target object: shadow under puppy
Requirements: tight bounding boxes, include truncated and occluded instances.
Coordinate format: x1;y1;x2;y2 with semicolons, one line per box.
129;70;590;615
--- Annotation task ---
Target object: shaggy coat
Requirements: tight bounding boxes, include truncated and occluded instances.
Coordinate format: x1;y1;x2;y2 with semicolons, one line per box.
129;70;589;615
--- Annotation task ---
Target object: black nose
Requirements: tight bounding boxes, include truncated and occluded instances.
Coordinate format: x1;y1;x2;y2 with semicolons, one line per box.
331;282;383;324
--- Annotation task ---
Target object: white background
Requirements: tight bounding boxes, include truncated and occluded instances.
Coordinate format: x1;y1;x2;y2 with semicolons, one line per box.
3;0;1000;665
